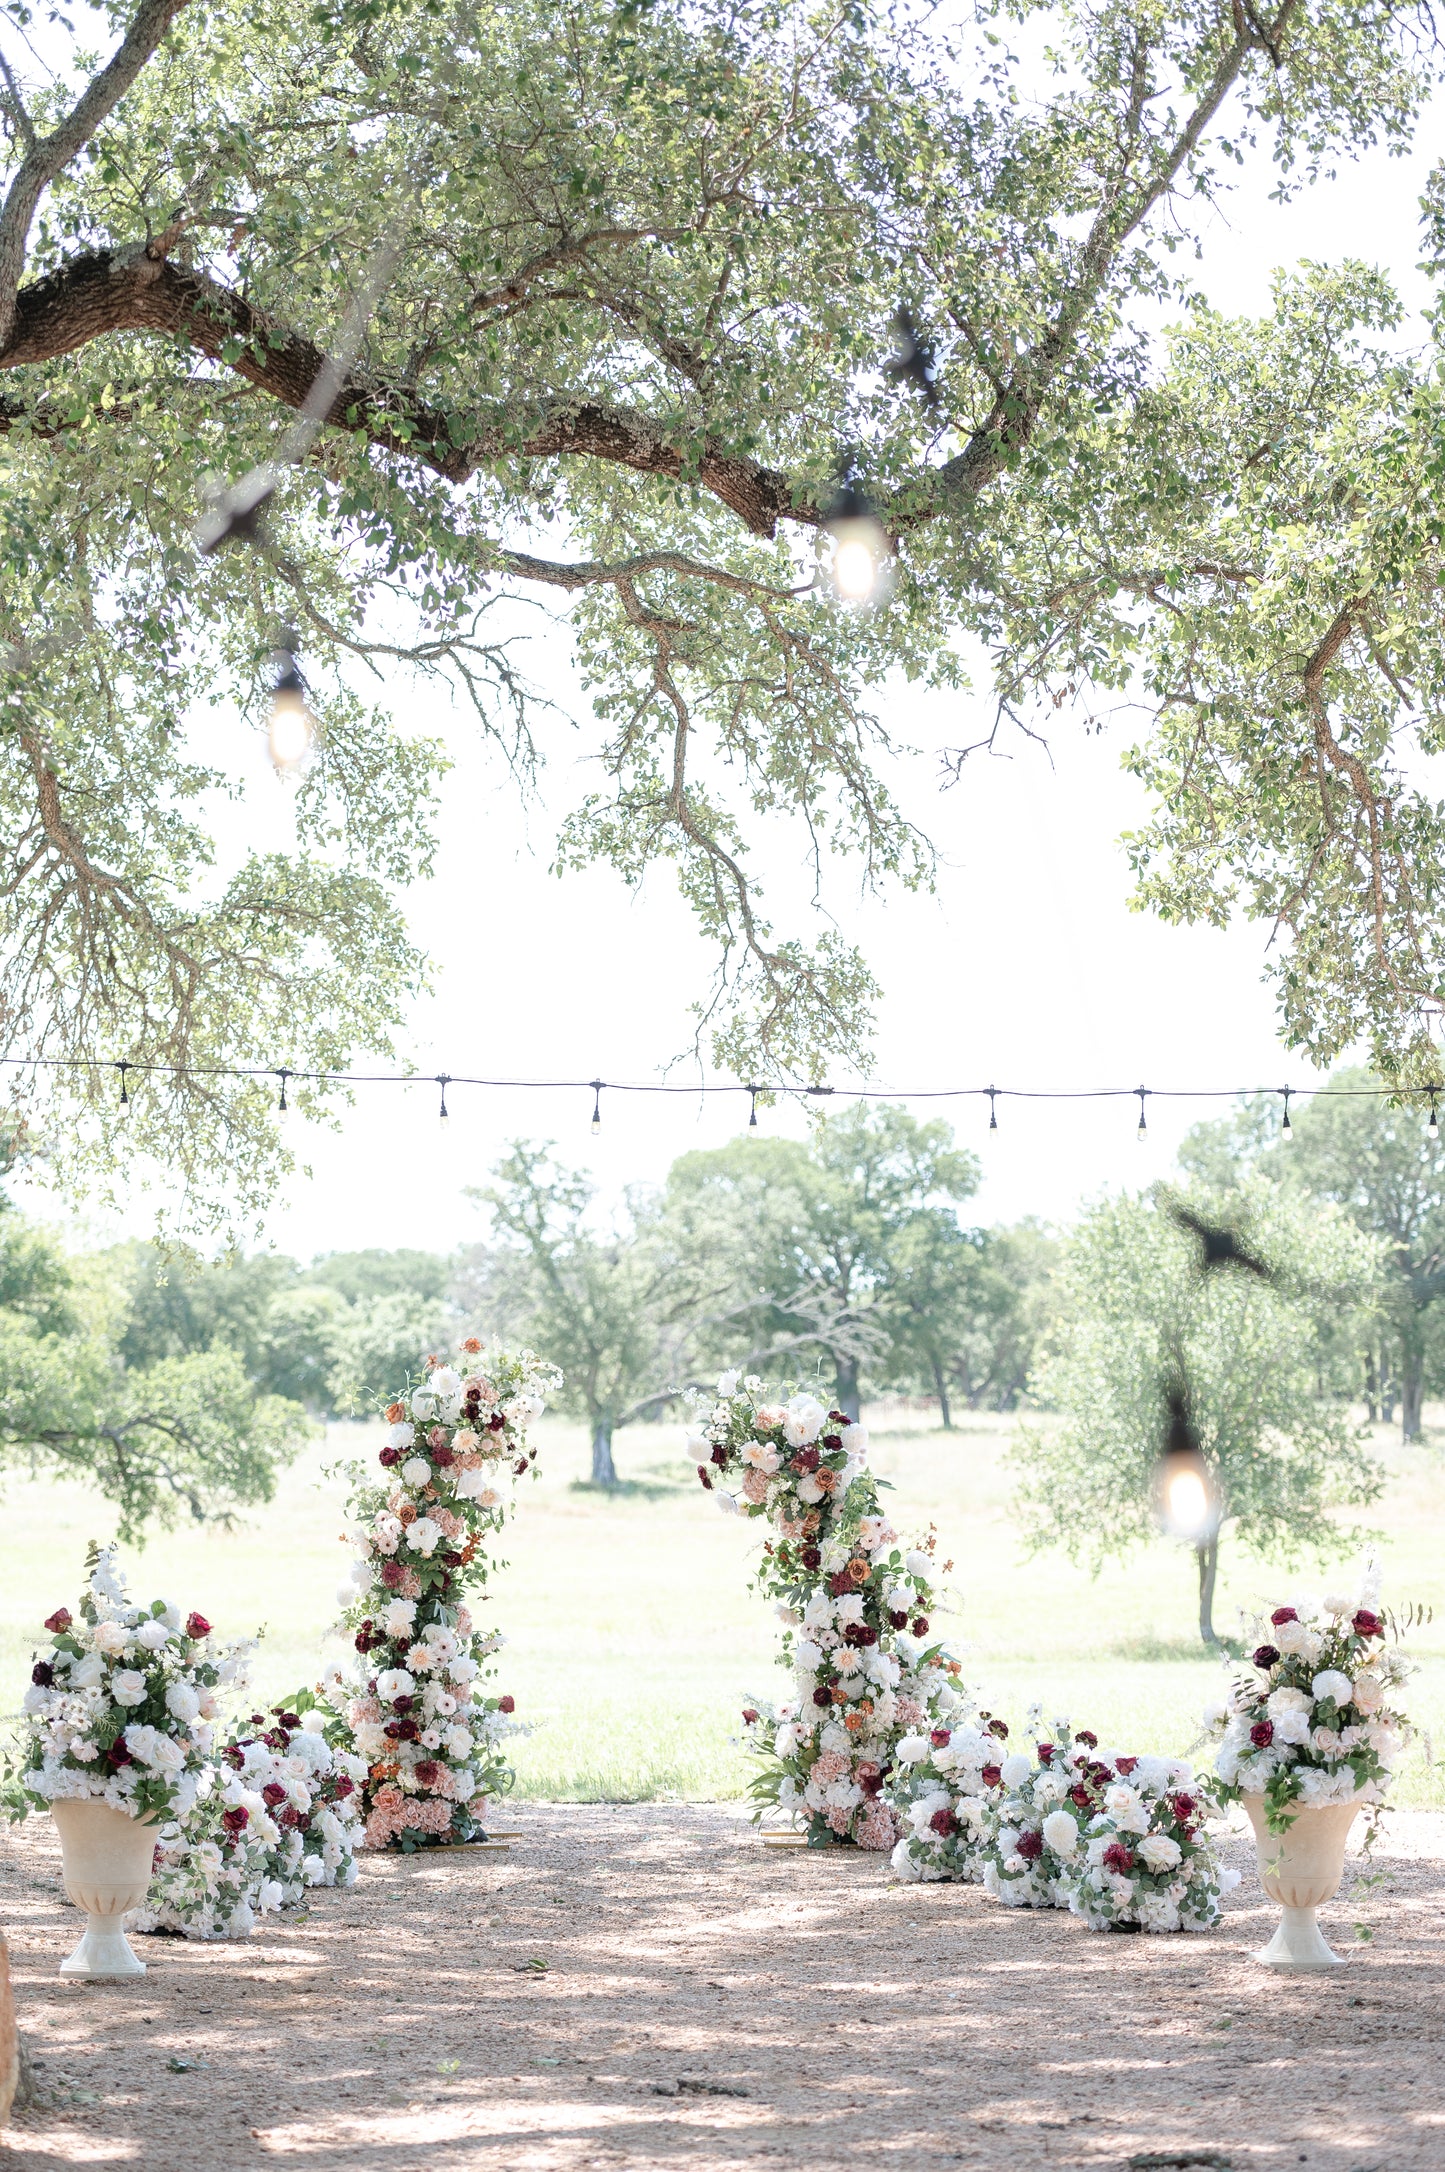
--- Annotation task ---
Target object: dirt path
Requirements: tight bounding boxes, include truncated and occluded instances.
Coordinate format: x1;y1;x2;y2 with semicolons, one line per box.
2;1804;1442;2170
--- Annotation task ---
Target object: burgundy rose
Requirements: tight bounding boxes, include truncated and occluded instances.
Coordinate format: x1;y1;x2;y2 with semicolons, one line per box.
30;1661;53;1687
1169;1792;1198;1822
888;1609;908;1630
277;1804;302;1830
793;1447;821;1475
1036;1743;1055;1765
498;1695;516;1715
801;1547;822;1571
1074;1729;1098;1749
223;1745;246;1771
821;1433;843;1451
413;1760;441;1789
105;1739;132;1769
1114;1755;1138;1777
392;1695;414;1715
829;1572;853;1598
380;1561;405;1590
488;1412;506;1432
222;1806;249;1834
396;1718;420;1742
440;1549;463;1569
930;1728;951;1749
813;1687;833;1708
1354;1609;1384;1639
981;1763;1002;1789
698;1465;713;1489
513;1458;527;1475
987;1719;1010;1740
1252;1644;1280;1669
1069;1785;1092;1810
710;1445;729;1467
333;1775;355;1799
43;1607;72;1634
911;1616;930;1638
928;1807;958;1838
828;1409;849;1425
1270;1606;1298;1627
1016;1830;1044;1862
432;1443;455;1470
1250;1719;1274;1748
1102;1841;1135;1874
742;1708;760;1725
379;1445;403;1468
276;1711;301;1731
261;1782;288;1808
858;1766;885;1797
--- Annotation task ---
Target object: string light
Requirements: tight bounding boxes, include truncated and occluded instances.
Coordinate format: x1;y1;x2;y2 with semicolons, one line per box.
1136;1086;1148;1143
987;1085;998;1132
824;479;888;603
590;1079;603;1135
116;1060;131;1121
1281;1086;1293;1144
437;1074;450;1122
1429;1090;1440;1143
266;632;316;773
1154;1386;1219;1543
748;1085;760;1130
276;1066;290;1117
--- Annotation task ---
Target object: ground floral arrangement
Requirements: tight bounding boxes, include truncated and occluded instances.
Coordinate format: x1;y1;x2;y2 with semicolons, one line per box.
1205;1568;1416;1834
690;1374;969;1849
314;1339;559;1851
888;1704;1240;1933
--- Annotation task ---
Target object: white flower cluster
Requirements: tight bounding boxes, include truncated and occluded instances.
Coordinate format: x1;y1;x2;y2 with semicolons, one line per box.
11;1548;246;1826
325;1339;557;1851
133;1711;369;1941
890;1711;1237;1934
1206;1570;1413;1832
692;1375;967;1849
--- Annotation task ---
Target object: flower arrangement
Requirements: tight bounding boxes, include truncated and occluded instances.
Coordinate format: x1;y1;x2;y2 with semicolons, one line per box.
1204;1570;1414;1835
326;1339;558;1851
690;1374;968;1848
890;1709;1238;1934
133;1705;367;1940
5;1546;244;1827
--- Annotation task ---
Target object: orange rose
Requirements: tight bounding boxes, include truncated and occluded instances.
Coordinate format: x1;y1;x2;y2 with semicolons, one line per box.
848;1559;869;1584
398;1503;417;1526
385;1402;406;1424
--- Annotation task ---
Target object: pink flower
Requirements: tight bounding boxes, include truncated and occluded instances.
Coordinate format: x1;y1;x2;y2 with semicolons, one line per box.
855;1801;898;1851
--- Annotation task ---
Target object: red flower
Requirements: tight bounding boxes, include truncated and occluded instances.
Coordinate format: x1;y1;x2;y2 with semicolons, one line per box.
1169;1792;1198;1822
1102;1841;1135;1874
1353;1609;1384;1639
105;1739;132;1769
793;1447;821;1474
1250;1719;1274;1748
1036;1743;1055;1765
801;1547;822;1571
413;1759;441;1789
888;1609;908;1630
1069;1785;1092;1810
380;1562;405;1589
928;1807;957;1838
710;1445;728;1467
379;1446;401;1467
498;1695;515;1714
488;1412;506;1432
910;1616;930;1638
43;1607;72;1634
432;1443;455;1470
277;1804;302;1829
981;1764;1002;1788
1073;1729;1098;1749
742;1708;760;1725
987;1718;1010;1740
392;1695;414;1715
698;1465;713;1489
261;1782;287;1808
1016;1830;1044;1862
812;1687;833;1708
930;1728;951;1748
222;1806;249;1834
513;1458;527;1475
30;1661;53;1687
829;1572;853;1598
1114;1755;1138;1776
1270;1606;1298;1626
1252;1644;1280;1669
333;1775;355;1799
821;1432;843;1451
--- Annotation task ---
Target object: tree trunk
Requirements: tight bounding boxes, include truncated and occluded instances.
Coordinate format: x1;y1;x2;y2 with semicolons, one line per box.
1363;1348;1378;1424
1401;1343;1424;1443
590;1415;618;1487
833;1351;861;1424
930;1359;953;1431
1196;1536;1220;1648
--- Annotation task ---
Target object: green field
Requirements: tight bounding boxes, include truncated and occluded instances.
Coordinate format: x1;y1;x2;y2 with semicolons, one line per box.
4;1408;1443;1806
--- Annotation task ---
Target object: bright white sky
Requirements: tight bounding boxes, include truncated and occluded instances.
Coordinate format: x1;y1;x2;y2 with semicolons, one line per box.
32;85;1444;1262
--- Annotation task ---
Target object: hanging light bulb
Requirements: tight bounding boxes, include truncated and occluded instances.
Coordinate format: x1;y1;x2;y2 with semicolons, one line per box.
1281;1086;1293;1144
590;1079;603;1135
824;480;889;604
116;1060;132;1122
266;633;316;773
1154;1386;1219;1542
1136;1086;1148;1144
987;1086;998;1132
437;1074;450;1122
276;1067;290;1118
748;1085;760;1131
1428;1090;1439;1143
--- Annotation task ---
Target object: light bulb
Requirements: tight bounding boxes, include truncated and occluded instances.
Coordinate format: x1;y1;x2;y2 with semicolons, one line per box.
1429;1097;1439;1142
1162;1465;1211;1539
267;684;314;772
1136;1116;1147;1144
117;1064;132;1121
831;537;878;601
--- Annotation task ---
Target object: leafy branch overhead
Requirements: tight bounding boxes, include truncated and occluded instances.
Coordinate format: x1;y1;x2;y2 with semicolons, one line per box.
0;0;1441;1215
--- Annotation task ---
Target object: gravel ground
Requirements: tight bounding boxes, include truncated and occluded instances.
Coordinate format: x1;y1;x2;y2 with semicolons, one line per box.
2;1803;1442;2170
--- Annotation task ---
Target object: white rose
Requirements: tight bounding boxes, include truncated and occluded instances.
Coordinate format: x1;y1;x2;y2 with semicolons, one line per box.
1042;1810;1078;1857
402;1456;431;1486
110;1668;148;1707
1321;1592;1353;1617
1352;1673;1385;1713
716;1370;740;1397
407;1516;442;1557
70;1651;106;1690
430;1366;462;1398
685;1432;711;1457
895;1732;931;1766
409;1387;435;1419
1311;1669;1353;1708
840;1422;868;1457
1000;1753;1033;1789
1138;1833;1183;1873
381;1599;417;1637
376;1669;416;1701
93;1621;129;1656
135;1619;171;1652
904;1550;933;1581
446;1725;474;1759
1266;1686;1313;1719
448;1655;479;1684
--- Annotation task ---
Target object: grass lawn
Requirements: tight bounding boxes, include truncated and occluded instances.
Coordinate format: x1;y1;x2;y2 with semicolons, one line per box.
3;1405;1442;1807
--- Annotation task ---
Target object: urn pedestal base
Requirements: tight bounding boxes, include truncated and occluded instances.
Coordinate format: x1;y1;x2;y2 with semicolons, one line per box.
1242;1796;1360;1972
49;1799;157;1980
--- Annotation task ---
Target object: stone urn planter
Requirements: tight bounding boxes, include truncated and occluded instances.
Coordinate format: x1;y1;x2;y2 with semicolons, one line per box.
1243;1796;1361;1969
49;1799;158;1979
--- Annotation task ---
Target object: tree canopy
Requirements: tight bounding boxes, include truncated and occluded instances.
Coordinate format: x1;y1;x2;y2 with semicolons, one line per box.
1;0;1442;1221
